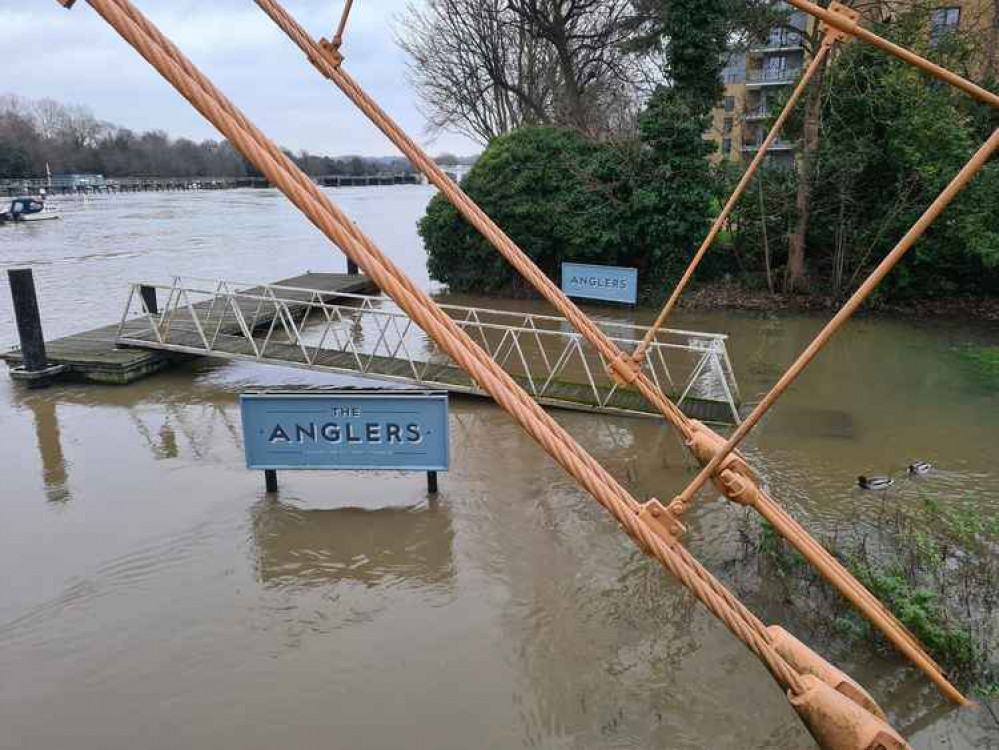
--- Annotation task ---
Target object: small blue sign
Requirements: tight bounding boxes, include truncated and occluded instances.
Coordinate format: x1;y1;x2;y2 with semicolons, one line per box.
561;262;638;305
240;389;450;471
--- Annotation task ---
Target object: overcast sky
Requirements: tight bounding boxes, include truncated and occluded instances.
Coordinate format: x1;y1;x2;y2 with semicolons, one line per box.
2;1;480;157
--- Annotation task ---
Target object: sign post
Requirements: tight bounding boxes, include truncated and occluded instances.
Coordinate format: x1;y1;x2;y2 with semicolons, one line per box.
560;262;638;305
240;388;450;494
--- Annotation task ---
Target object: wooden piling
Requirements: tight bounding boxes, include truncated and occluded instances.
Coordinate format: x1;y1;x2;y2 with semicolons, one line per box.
7;268;64;387
8;269;49;372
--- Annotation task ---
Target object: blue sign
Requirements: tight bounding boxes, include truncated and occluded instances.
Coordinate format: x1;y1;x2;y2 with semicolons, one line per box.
561;262;638;304
240;389;450;471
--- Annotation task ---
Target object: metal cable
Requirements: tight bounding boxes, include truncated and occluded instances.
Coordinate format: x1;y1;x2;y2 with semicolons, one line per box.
249;0;964;703
78;0;809;697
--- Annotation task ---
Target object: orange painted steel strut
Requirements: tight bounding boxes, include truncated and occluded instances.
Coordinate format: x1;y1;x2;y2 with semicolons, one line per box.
250;0;959;704
332;0;353;50
786;0;999;108
632;39;834;362
671;133;999;707
676;126;999;534
55;0;821;706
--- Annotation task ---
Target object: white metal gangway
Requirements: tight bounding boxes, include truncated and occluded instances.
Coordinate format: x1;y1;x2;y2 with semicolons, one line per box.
116;276;742;423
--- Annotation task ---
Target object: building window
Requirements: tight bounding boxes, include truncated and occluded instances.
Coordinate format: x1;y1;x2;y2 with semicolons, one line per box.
723;137;732;155
764;55;789;80
930;7;961;44
723;117;734;135
724;96;735;113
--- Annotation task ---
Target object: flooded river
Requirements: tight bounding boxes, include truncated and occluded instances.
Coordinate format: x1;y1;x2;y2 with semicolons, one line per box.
0;187;996;749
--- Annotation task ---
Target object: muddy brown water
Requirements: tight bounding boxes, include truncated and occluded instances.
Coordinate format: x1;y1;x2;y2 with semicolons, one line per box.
0;187;996;749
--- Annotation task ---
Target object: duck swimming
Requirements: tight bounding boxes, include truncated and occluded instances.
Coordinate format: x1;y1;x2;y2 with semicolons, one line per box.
858;475;894;491
908;461;933;476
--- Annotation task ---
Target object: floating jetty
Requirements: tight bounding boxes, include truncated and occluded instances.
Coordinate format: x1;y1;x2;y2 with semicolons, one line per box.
1;273;377;385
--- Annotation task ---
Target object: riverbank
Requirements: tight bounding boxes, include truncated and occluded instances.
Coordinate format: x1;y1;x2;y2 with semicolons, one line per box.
444;279;999;323
677;281;999;321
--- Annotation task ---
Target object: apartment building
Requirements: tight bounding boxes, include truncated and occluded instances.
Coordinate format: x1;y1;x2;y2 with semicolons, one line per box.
710;1;997;166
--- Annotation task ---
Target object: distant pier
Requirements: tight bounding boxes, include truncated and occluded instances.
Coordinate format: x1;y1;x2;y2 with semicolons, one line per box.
0;173;420;197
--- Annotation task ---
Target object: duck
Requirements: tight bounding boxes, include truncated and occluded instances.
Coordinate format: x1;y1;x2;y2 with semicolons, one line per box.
908;461;933;477
858;475;894;491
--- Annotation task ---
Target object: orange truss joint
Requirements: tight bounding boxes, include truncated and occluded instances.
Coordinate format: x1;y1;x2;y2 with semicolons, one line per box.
669;421;764;514
638;499;686;547
821;1;861;44
606;352;642;386
317;38;344;69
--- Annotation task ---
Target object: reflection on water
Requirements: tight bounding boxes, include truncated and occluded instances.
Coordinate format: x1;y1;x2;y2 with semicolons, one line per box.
251;499;455;591
23;395;70;502
1;189;997;749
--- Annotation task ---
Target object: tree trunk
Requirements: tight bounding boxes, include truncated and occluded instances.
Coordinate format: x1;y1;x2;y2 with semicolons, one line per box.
759;176;774;295
785;56;826;294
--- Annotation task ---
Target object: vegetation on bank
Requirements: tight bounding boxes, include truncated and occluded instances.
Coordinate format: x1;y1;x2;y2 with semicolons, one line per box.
420;0;730;302
958;345;999;387
732;9;999;301
416;4;999;305
741;490;998;695
421;122;719;298
0;94;414;179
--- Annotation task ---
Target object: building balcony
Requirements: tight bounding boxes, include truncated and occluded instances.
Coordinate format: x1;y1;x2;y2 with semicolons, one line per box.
743;107;770;121
746;68;801;87
750;35;804;53
742;138;795;152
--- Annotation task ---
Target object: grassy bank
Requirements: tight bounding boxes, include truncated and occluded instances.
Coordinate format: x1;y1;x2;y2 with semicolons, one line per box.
736;490;998;698
958;345;999;386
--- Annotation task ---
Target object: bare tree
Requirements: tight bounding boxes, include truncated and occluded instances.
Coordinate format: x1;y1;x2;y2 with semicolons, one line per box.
505;0;636;132
398;0;642;143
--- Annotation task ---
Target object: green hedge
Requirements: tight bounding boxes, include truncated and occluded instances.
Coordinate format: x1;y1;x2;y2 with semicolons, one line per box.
420;122;721;301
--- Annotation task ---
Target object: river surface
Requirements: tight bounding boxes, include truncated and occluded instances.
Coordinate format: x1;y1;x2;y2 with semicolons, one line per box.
0;187;996;749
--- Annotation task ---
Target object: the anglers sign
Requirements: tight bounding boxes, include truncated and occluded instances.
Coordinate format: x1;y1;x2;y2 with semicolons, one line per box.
561;262;638;305
240;388;450;471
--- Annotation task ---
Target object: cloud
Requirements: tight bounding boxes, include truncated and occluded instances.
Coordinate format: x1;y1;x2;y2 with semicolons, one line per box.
2;1;479;157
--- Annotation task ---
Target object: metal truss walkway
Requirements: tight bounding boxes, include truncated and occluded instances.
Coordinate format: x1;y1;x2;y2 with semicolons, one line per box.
116;276;742;423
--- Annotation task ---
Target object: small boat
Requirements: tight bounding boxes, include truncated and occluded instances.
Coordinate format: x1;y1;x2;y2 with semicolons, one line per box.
0;196;61;224
858;475;894;491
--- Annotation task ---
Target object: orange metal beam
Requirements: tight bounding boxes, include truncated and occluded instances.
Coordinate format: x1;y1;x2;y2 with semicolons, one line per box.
786;0;999;107
633;40;833;360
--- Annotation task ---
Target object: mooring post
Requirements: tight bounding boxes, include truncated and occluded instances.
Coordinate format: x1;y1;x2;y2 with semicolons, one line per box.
139;285;158;315
9;269;48;371
7;268;64;387
427;471;438;494
264;469;278;493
